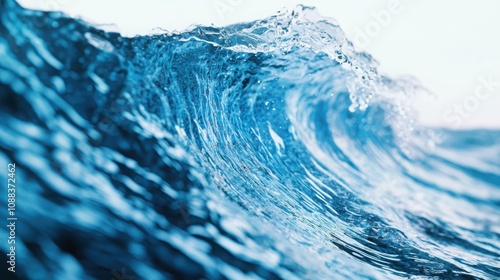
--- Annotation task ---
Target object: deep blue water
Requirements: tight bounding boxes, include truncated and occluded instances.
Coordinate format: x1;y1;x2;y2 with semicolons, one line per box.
1;0;499;279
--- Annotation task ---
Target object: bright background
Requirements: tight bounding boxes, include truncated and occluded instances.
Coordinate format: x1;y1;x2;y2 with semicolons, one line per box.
17;0;500;129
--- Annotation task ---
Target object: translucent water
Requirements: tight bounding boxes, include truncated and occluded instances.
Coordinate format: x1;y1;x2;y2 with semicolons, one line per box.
1;1;499;279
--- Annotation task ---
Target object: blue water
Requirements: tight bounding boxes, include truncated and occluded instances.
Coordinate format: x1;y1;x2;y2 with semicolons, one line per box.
1;1;499;279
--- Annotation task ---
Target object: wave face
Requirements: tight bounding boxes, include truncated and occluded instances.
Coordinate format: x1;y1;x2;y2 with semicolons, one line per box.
1;1;499;279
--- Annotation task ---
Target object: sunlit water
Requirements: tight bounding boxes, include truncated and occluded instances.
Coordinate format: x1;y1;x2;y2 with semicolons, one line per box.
1;1;499;279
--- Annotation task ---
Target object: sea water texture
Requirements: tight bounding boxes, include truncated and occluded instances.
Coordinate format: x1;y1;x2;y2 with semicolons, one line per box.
0;0;499;279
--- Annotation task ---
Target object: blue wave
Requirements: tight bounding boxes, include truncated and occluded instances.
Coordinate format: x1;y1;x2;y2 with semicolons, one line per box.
1;0;499;279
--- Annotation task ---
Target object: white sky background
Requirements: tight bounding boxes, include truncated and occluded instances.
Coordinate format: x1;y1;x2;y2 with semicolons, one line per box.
18;0;500;129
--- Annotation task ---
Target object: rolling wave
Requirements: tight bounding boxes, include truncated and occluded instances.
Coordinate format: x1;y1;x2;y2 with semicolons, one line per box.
1;0;499;279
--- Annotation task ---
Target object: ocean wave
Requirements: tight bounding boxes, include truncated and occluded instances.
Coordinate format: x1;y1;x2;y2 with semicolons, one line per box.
1;0;499;279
